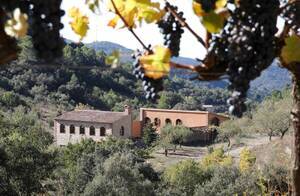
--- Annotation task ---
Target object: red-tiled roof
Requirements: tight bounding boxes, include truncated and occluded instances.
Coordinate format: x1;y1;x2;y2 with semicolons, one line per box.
54;110;127;123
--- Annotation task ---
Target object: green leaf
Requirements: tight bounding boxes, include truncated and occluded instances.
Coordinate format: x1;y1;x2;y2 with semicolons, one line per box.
202;11;225;33
281;34;300;65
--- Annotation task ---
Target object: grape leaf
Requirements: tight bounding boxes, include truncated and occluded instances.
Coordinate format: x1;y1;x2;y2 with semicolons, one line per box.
192;0;227;33
139;46;171;79
105;50;120;68
281;35;300;65
4;8;28;39
202;11;225;33
108;0;164;28
193;1;205;17
215;0;227;10
68;7;89;40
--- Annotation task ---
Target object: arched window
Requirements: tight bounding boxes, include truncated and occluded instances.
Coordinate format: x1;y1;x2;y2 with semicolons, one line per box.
79;125;85;135
60;124;65;133
176;119;182;125
90;126;95;136
165;118;172;125
211;117;220;126
70;124;75;134
100;127;106;136
154;118;161;126
120;126;125;136
144;117;151;124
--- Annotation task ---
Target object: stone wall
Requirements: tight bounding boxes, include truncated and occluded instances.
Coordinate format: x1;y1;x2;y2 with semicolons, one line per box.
54;120;113;146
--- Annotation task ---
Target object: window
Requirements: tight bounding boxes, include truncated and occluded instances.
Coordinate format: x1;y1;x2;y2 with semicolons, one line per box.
176;119;182;125
60;124;65;133
70;125;75;134
90;126;95;136
100;127;106;136
165;118;172;124
79;125;85;135
144;117;151;124
120;126;124;136
154;118;161;126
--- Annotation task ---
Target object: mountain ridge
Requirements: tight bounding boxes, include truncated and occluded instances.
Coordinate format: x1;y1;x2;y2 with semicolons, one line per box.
86;41;291;95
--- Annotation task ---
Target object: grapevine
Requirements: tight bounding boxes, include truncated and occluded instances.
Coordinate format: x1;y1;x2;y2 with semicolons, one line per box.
157;3;184;57
29;0;65;60
132;49;164;100
210;0;280;117
281;1;300;33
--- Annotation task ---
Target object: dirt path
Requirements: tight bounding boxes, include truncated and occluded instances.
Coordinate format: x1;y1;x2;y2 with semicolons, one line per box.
149;135;275;172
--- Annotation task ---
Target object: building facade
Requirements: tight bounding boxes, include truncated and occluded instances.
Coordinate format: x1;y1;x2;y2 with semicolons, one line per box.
54;106;132;146
140;108;228;130
138;108;229;143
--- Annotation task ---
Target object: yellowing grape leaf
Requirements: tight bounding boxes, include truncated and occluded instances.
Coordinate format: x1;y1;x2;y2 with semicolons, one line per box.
105;50;120;68
281;35;300;65
68;7;89;40
139;46;171;79
202;11;225;33
192;1;205;17
215;0;227;10
107;0;164;28
4;8;28;39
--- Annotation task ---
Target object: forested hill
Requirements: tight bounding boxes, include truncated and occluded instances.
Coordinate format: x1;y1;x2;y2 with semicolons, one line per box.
0;36;231;119
85;41;291;96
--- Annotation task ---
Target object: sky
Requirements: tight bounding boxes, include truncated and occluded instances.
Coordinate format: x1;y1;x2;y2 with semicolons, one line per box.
60;0;207;59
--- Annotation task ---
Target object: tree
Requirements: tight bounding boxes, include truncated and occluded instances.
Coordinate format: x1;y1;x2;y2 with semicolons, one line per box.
239;148;256;173
159;124;192;156
253;97;291;141
172;125;192;149
84;153;155;196
142;123;158;147
0;108;57;195
162;159;205;195
217;119;242;147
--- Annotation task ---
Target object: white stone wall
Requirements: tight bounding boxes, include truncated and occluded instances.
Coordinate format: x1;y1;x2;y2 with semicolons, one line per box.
54;114;132;146
54;120;113;146
112;115;132;139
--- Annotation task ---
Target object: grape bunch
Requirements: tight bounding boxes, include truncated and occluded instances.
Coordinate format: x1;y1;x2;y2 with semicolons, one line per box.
214;0;279;117
157;3;184;57
281;1;300;33
29;0;65;60
132;50;163;100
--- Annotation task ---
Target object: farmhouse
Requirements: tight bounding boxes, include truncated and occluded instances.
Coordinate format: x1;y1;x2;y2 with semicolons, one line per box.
54;105;132;146
54;105;229;146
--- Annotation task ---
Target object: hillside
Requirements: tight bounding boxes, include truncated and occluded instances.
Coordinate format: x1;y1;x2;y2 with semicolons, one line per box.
0;37;232;124
86;41;133;62
86;41;291;96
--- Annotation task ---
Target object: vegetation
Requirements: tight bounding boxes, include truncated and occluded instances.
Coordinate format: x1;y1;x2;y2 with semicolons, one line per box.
0;107;56;195
142;123;158;147
217;91;292;143
159;124;192;156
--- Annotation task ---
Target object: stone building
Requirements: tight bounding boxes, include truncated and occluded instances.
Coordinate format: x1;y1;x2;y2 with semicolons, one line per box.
54;106;132;146
137;108;229;143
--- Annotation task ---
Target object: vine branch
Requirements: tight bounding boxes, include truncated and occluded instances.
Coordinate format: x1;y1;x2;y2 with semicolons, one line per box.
110;0;150;52
109;0;223;79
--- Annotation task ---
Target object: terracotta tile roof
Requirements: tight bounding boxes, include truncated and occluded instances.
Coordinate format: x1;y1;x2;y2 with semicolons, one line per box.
54;110;127;123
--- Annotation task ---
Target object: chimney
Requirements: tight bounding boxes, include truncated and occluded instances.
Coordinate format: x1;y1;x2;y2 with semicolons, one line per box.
124;105;131;115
